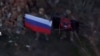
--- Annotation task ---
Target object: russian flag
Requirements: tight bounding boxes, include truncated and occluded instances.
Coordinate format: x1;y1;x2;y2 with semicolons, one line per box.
24;14;52;35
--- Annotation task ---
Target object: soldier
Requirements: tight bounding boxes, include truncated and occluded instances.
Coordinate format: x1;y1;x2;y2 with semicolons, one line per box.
60;15;72;40
35;7;51;40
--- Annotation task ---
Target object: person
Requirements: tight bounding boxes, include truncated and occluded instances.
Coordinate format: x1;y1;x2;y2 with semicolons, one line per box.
60;15;72;40
35;7;51;40
16;13;23;34
69;15;80;41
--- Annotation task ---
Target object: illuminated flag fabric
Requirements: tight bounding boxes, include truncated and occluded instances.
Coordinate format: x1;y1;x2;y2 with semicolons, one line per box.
24;14;52;35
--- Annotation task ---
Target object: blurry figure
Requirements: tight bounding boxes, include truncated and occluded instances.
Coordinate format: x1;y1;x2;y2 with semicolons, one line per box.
70;15;80;41
16;13;24;34
60;9;79;41
63;9;71;17
39;8;44;14
35;8;50;40
66;10;72;15
60;15;72;40
17;6;21;13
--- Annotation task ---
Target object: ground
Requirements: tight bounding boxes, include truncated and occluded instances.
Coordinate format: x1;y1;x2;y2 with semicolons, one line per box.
0;30;80;56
